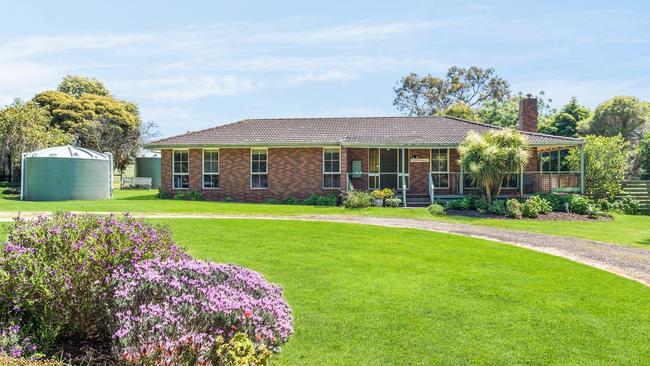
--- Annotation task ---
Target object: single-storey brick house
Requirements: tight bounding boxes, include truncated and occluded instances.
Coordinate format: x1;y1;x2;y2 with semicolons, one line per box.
146;96;584;206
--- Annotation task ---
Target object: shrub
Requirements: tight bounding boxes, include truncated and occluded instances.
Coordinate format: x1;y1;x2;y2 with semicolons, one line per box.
0;324;39;359
522;197;542;218
487;200;506;216
0;356;63;366
568;194;591;215
446;195;476;210
384;198;401;208
303;194;337;206
381;188;395;199
534;193;570;212
112;259;293;365
2;187;20;195
173;190;204;201
156;189;170;199
611;196;641;215
370;190;385;200
505;199;523;219
266;198;280;204
427;204;445;216
566;135;628;199
343;190;372;208
281;197;301;205
474;197;489;214
527;195;552;214
585;204;610;219
0;213;186;351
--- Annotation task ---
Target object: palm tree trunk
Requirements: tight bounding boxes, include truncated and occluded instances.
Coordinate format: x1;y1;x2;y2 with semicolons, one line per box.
485;183;492;203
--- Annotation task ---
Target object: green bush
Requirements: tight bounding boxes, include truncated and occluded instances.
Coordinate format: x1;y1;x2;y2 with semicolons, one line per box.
568;194;591;215
384;198;402;208
281;197;301;205
534;193;570;212
522;197;542;218
474;197;489;214
173;190;204;201
381;188;395;199
0;213;186;352
611;196;641;215
370;190;385;200
505;199;523;219
487;200;506;216
527;195;552;214
585;204;610;219
427;204;446;215
343;190;372;208
446;195;477;210
303;194;338;206
266;198;280;204
157;189;170;199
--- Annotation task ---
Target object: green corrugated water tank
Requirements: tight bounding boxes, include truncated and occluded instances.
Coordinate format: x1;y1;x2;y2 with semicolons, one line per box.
135;151;161;188
21;145;113;201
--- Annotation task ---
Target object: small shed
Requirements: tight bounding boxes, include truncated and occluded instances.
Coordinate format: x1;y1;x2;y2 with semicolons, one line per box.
21;145;113;201
134;151;161;188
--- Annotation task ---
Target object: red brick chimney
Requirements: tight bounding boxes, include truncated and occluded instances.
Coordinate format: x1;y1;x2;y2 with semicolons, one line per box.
518;94;538;132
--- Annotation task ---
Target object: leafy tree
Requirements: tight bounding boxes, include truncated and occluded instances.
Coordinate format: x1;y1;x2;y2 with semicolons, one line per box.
33;88;142;173
477;91;554;129
458;129;530;203
393;66;511;116
578;96;649;142
636;133;650;179
566;135;628;199
57;75;110;98
0;99;72;181
538;97;590;137
441;102;480;121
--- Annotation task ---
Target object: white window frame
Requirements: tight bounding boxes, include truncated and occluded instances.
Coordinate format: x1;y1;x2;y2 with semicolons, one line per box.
430;148;450;189
323;147;341;189
202;148;219;189
172;149;189;190
250;148;268;189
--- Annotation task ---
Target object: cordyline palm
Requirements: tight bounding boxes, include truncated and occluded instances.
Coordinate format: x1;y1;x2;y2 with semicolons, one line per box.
458;129;530;203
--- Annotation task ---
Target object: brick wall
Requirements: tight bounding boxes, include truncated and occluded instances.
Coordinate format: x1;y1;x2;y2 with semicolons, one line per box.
346;148;369;190
160;147;341;202
518;96;538;132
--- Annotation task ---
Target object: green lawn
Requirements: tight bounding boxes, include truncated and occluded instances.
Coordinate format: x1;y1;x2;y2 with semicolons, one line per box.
0;218;649;364
151;219;648;365
2;189;650;248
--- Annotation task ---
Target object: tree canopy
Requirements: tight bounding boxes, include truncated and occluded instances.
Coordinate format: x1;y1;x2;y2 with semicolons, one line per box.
393;66;511;116
57;75;111;98
32;76;142;172
458;129;530;203
0;99;72;180
578;96;649;142
538;97;590;137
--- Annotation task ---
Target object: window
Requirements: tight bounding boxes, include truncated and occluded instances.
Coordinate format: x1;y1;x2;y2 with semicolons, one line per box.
250;148;268;189
323;148;340;189
430;148;449;188
203;149;219;189
172;150;189;189
501;173;518;189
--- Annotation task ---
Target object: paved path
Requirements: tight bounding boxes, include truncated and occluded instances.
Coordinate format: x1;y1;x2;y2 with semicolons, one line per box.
1;212;649;287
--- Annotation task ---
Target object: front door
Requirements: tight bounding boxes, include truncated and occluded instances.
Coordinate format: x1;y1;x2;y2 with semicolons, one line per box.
380;149;398;190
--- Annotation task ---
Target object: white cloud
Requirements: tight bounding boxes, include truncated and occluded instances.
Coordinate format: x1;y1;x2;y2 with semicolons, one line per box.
286;70;358;85
130;75;264;102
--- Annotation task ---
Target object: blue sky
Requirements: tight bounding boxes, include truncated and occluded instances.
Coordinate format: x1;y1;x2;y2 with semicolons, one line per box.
2;0;649;137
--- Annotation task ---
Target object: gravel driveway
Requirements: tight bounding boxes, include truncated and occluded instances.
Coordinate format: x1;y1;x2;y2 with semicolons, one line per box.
1;212;649;287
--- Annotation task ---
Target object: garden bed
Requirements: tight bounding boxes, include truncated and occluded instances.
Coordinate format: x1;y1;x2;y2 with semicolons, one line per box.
446;209;612;221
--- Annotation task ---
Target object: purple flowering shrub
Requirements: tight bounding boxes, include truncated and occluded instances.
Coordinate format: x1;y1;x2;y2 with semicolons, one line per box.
0;324;39;359
111;259;293;365
0;212;187;350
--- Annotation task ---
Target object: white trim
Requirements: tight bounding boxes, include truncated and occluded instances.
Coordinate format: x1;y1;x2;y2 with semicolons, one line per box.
172;149;189;190
202;148;220;189
430;148;450;189
323;147;341;189
250;147;268;189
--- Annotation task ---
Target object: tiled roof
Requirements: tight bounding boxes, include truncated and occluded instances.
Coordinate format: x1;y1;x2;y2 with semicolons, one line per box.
147;116;583;148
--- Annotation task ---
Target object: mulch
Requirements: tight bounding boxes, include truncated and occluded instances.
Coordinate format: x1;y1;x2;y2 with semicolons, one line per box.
445;209;612;221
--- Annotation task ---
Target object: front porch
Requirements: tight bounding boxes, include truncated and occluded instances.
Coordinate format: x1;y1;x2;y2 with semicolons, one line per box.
343;146;584;207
